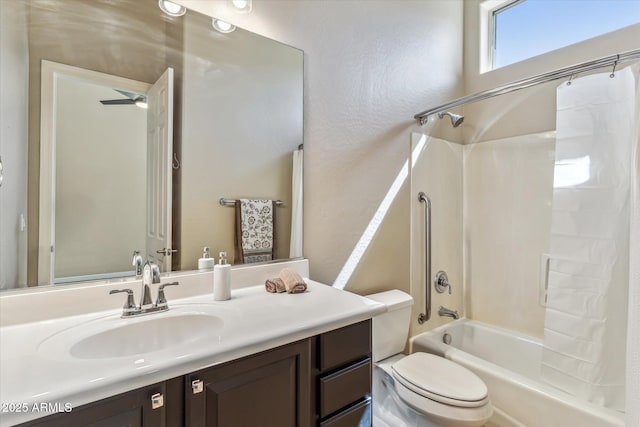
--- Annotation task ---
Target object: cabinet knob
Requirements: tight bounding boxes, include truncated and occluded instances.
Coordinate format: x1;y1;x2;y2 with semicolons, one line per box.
192;379;204;394
151;392;164;409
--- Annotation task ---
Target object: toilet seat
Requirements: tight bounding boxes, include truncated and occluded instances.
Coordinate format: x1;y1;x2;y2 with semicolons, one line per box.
382;353;493;427
391;353;489;408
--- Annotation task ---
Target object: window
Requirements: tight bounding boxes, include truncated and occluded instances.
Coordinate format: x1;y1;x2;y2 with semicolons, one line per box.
484;0;640;70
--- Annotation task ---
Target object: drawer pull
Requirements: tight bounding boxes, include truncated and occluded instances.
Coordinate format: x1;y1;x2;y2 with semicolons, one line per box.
151;392;164;409
192;379;204;394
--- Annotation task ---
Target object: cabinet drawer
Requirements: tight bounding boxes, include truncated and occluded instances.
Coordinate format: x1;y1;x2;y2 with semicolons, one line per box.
319;358;371;418
319;320;371;372
319;398;371;427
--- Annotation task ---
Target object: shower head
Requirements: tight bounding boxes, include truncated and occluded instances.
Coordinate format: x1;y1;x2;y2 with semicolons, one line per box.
437;111;464;128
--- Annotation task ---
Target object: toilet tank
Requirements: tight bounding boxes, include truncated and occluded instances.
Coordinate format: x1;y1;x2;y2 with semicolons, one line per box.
366;290;413;362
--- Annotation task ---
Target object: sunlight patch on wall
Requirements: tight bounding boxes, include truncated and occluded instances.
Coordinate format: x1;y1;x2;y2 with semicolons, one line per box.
333;133;429;290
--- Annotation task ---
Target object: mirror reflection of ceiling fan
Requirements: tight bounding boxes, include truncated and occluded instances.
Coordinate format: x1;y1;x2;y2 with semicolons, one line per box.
100;89;148;109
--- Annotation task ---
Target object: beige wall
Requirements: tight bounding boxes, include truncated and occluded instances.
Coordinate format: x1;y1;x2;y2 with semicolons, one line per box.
410;134;463;337
0;0;29;289
179;11;302;269
177;0;465;295
54;79;146;279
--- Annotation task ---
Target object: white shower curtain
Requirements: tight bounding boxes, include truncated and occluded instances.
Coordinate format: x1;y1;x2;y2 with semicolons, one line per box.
626;64;640;427
289;147;303;258
542;66;638;412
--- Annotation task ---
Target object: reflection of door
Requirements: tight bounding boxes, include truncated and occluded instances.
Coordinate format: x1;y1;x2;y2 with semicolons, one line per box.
38;61;151;285
145;68;174;271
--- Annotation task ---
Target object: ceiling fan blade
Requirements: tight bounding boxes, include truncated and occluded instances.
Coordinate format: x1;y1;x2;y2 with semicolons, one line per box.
114;89;141;100
100;99;136;105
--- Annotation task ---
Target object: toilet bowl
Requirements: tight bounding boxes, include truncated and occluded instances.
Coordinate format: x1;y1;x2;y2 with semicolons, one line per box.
367;290;493;427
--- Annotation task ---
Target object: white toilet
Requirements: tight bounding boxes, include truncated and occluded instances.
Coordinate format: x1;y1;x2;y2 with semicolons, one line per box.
367;290;493;427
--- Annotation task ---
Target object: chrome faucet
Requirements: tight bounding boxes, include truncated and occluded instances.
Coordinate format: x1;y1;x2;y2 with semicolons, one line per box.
438;306;459;320
110;260;179;317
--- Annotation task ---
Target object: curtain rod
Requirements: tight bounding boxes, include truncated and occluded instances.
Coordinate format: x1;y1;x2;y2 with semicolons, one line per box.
414;48;640;125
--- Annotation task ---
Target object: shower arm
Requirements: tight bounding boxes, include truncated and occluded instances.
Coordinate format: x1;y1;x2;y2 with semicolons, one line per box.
418;192;431;324
413;48;640;125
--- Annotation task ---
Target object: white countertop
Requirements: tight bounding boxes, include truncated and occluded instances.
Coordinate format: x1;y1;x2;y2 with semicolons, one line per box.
0;280;385;426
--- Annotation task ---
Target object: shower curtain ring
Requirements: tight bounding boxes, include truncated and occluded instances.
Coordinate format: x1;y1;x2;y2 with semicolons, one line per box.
566;74;575;86
610;56;619;78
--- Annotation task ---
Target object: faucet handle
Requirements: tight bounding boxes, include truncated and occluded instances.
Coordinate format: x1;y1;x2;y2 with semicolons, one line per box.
109;289;137;314
434;271;452;294
156;282;179;308
132;251;143;277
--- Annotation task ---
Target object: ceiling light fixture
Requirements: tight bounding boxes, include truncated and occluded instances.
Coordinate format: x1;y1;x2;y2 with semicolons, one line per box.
231;0;252;13
212;18;236;34
158;0;186;17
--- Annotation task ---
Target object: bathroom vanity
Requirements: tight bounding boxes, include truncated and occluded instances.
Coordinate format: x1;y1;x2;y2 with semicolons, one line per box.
0;261;383;427
16;321;372;427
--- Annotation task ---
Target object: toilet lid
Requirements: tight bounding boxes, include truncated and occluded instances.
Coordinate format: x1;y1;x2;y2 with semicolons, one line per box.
391;353;488;408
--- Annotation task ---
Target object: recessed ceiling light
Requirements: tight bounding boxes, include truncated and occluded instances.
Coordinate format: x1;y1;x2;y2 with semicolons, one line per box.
231;0;252;13
158;0;186;17
212;18;236;34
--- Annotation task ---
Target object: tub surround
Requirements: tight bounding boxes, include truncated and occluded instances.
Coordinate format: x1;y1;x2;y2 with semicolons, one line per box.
0;260;385;425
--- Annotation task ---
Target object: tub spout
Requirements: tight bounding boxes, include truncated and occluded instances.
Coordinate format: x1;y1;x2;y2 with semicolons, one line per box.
438;306;459;320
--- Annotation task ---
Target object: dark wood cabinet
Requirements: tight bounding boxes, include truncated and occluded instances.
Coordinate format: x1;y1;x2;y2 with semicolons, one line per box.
319;399;372;427
185;339;310;427
18;378;182;427
314;320;372;427
16;320;372;427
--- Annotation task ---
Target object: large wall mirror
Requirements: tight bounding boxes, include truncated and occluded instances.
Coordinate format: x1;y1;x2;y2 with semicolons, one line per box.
0;0;304;291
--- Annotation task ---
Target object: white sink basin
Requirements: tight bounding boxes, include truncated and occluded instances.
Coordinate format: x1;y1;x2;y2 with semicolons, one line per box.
38;305;227;360
71;313;223;359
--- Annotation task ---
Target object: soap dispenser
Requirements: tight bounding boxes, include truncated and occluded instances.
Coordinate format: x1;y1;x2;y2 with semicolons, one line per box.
198;247;215;270
213;251;231;301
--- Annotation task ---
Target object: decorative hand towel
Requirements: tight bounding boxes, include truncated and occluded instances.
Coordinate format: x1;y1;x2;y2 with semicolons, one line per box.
279;268;307;294
234;199;277;264
265;278;286;293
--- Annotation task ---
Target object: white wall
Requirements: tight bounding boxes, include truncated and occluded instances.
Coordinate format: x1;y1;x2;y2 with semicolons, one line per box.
54;79;146;279
177;0;465;293
0;0;29;289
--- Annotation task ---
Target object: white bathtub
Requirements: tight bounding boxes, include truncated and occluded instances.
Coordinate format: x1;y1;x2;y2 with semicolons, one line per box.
410;319;624;427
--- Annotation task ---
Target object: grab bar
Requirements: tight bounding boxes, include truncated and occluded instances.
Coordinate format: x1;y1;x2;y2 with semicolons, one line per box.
418;192;431;324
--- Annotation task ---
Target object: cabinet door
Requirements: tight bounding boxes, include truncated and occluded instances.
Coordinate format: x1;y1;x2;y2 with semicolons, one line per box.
186;339;310;427
18;380;177;427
